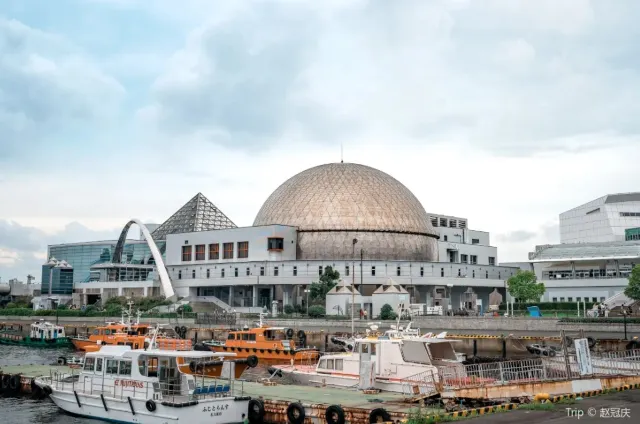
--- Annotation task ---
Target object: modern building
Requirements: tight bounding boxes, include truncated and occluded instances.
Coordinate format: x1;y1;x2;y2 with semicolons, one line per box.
45;162;518;315
560;193;640;244
504;193;640;303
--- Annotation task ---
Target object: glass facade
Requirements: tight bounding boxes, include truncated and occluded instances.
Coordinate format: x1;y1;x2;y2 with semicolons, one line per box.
41;266;74;295
45;240;165;284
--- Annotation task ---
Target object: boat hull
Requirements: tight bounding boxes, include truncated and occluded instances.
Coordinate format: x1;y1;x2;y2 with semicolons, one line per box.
0;335;73;348
48;388;248;424
275;367;410;393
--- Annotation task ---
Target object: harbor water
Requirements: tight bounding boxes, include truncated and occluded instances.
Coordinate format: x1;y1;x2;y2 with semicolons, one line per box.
0;346;94;423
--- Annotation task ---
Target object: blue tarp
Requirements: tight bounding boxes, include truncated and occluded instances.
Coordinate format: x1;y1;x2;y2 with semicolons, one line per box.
527;306;542;317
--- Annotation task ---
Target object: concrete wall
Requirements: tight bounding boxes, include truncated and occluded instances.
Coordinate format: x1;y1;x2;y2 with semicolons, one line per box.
166;225;298;265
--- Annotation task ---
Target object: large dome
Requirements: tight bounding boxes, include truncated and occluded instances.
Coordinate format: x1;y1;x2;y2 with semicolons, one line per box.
253;163;439;261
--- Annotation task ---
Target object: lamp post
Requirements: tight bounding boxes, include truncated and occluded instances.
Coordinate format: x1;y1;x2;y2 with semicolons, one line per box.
623;309;628;340
351;238;358;336
304;289;310;316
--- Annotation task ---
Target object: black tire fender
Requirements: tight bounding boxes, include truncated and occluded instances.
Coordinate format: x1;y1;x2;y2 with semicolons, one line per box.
1;374;11;390
587;337;596;348
146;399;157;412
325;404;346;424
246;355;259;368
549;349;557;357
9;374;21;392
286;328;295;338
248;398;265;424
287;402;306;424
297;330;305;339
57;356;67;366
369;408;391;423
189;361;197;373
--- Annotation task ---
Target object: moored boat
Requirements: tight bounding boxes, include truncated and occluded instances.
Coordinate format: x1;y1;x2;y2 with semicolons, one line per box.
0;321;72;348
202;313;319;366
35;345;255;424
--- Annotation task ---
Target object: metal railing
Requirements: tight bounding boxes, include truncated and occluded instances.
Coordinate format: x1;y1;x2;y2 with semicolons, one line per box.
399;369;439;398
195;312;237;325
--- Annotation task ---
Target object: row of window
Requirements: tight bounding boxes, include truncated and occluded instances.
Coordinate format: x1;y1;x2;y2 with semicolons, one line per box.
84;357;132;375
182;241;250;262
551;297;606;303
181;238;286;262
431;217;467;229
620;212;640;217
626;233;640;241
176;264;506;280
442;235;481;245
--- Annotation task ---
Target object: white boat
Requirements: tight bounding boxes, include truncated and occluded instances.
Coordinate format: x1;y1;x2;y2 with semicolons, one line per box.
272;337;464;394
35;345;254;424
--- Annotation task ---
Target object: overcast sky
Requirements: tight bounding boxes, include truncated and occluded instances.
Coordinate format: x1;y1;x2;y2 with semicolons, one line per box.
1;0;640;282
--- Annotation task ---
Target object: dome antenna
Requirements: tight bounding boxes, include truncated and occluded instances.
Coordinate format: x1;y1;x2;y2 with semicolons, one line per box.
341;142;344;163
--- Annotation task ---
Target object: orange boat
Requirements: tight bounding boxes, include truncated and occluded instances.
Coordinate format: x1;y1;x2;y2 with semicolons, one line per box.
202;314;319;365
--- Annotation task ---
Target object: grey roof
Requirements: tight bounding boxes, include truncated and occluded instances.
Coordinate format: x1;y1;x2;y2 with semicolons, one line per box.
605;193;640;204
529;241;640;262
151;193;236;240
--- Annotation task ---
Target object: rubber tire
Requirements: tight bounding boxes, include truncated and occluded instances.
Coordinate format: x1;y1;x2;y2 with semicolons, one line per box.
549;349;557;357
146;399;157;412
369;408;391;423
248;399;265;424
325;405;346;424
246;355;259;368
58;356;67;366
286;328;295;338
626;340;640;350
287;402;306;424
297;330;306;339
299;334;307;347
189;361;197;373
1;374;10;390
9;375;21;392
587;337;596;348
533;349;541;355
542;350;549;356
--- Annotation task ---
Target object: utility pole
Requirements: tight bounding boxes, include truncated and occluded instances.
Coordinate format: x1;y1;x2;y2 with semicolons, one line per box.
360;248;364;315
351;238;358;336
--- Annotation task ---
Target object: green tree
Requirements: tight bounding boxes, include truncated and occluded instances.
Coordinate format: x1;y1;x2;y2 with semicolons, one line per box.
507;270;545;302
624;265;640;301
283;304;295;315
308;305;326;318
309;266;341;302
379;304;397;320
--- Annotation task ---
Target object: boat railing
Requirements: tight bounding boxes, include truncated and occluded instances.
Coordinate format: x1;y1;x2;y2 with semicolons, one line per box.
41;368;245;404
399;369;439;398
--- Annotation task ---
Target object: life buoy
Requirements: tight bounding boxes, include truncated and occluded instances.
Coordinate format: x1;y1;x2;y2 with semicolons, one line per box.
9;374;21;392
325;405;346;424
57;356;67;366
287;402;305;424
248;398;265;424
369;408;391;423
146;399;157;412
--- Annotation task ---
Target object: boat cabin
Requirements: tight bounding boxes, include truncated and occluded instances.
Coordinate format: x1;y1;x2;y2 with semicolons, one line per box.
81;346;238;402
225;327;296;350
30;321;66;340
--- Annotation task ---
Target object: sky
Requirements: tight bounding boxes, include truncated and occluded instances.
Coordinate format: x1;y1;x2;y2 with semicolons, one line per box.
1;0;640;282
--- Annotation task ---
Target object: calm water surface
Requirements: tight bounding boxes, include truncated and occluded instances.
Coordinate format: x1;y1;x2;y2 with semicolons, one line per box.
0;346;97;423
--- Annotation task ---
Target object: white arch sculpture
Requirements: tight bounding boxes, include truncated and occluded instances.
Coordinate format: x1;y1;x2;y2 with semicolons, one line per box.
112;219;176;301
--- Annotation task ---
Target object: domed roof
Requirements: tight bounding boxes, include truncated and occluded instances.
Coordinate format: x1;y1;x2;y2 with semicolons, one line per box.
253;163;437;237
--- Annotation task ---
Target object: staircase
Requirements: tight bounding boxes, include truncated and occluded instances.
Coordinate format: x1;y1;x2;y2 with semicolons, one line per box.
187;296;231;314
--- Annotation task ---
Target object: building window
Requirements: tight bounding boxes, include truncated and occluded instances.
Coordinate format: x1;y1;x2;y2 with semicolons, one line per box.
221;268;225;278
246;267;250;276
223;243;234;259
600;297;605;302
260;267;265;276
345;265;350;276
293;266;297;276
486;271;488;279
267;237;284;250
206;269;210;278
488;257;496;266
560;297;565;302
577;297;582;302
592;297;597;302
444;235;448;241
461;254;468;264
274;266;279;277
209;243;219;260
195;244;205;261
181;246;192;262
371;266;376;276
319;266;323;276
552;297;557;302
431;217;438;227
178;270;182;280
498;272;501;279
620;212;640;217
470;255;478;265
472;239;479;245
458;269;461;277
237;242;249;259
441;268;444;277
396;266;401;276
568;297;573;302
449;219;457;228
439;218;447;227
192;270;196;279
472;270;475;278
231;268;237;277
420;267;424;277
459;220;466;229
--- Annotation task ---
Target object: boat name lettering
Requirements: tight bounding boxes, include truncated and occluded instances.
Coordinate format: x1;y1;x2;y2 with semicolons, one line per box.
114;379;144;388
202;404;229;415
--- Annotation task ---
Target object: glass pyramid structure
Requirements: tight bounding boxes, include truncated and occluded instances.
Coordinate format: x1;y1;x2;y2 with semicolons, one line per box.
151;193;237;240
